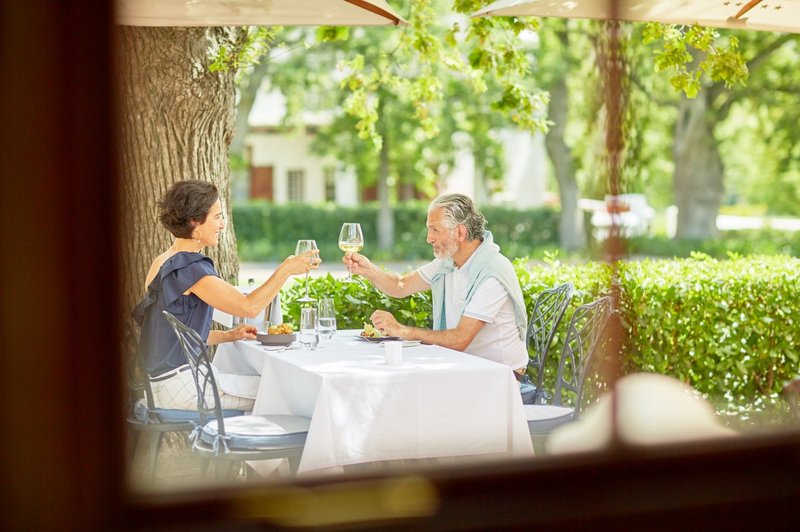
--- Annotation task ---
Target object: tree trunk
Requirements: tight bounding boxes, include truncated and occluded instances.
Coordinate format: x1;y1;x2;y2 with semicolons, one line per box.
377;131;394;251
545;75;586;250
229;60;271;199
473;166;488;206
116;26;240;314
673;89;724;240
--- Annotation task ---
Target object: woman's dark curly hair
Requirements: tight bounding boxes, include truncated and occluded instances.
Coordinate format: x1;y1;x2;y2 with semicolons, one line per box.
158;180;219;239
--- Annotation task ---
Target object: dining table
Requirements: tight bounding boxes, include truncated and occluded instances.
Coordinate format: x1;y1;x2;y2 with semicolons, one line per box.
212;330;534;476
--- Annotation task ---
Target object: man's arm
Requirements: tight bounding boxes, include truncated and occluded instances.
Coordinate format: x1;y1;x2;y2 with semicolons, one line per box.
370;310;485;352
344;252;428;298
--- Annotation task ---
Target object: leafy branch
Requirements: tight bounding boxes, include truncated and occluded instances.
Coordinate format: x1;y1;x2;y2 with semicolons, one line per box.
642;23;748;98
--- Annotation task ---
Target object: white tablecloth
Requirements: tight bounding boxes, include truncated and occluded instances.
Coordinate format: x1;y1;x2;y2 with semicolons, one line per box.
213;330;534;475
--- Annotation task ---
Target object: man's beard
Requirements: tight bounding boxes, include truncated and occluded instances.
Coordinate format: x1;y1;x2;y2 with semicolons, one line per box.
432;233;459;260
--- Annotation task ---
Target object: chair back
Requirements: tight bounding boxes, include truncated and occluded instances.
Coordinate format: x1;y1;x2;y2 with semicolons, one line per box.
161;310;227;434
526;282;574;399
123;319;157;413
553;296;613;414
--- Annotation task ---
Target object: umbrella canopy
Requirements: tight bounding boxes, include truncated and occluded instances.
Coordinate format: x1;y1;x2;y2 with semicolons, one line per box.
473;0;800;34
117;0;408;26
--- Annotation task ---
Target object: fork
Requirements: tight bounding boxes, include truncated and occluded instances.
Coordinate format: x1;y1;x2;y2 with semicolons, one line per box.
262;345;289;353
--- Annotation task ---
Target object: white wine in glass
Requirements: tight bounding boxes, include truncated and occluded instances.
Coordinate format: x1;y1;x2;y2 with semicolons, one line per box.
338;223;364;282
295;239;318;302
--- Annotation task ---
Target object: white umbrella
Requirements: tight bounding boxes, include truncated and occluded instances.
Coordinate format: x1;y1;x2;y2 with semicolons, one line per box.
117;0;408;26
473;0;800;34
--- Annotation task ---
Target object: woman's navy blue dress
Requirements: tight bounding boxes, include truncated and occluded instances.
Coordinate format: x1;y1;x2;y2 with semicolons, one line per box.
132;252;217;377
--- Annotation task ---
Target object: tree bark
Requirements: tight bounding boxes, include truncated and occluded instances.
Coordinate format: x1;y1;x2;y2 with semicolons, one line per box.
545;75;587;250
116;26;240;313
673;88;724;239
377;129;394;251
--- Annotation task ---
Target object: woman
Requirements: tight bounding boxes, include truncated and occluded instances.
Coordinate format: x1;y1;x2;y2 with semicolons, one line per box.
132;180;318;411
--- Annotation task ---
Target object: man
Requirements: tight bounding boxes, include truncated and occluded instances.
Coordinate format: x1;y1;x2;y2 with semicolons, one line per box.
343;193;529;375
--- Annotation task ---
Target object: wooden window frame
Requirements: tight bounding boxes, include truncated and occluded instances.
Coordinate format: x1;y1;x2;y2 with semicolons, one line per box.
3;2;799;529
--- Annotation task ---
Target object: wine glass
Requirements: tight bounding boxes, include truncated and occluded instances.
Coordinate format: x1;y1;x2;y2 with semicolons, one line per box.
295;239;318;302
338;223;364;282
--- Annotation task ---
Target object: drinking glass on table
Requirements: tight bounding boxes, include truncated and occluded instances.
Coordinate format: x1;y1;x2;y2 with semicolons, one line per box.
299;306;319;351
295;239;318;302
338;223;364;282
317;297;337;341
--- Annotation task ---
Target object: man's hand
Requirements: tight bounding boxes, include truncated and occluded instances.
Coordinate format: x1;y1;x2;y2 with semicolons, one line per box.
343;252;372;278
370;309;403;338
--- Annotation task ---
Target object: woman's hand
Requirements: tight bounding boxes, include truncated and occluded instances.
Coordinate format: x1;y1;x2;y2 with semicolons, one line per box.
282;250;321;276
228;324;257;341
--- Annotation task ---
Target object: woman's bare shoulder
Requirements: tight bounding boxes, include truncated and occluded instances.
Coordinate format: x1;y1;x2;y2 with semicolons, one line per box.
144;250;176;289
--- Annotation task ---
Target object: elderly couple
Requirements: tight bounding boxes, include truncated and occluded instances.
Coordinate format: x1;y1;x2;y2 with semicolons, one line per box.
134;181;528;411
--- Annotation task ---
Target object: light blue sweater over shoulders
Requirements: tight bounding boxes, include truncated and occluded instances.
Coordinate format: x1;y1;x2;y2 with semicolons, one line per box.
429;231;527;341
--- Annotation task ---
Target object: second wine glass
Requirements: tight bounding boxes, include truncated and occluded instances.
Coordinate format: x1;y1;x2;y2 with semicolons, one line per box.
338;223;364;282
295;239;318;302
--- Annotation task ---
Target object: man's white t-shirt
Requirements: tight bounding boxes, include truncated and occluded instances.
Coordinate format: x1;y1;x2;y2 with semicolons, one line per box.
417;254;528;371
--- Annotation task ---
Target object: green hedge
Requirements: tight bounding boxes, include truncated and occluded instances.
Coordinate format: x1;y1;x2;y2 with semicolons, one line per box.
627;230;800;258
232;201;560;262
617;254;799;421
278;254;800;420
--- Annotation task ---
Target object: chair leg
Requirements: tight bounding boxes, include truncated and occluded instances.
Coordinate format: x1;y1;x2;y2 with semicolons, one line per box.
146;432;165;481
286;453;301;476
215;460;235;481
531;434;548;455
128;430;142;473
197;457;211;479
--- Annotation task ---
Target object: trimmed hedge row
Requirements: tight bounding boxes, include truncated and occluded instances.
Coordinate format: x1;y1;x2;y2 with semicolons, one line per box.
628;231;800;259
232;200;560;262
279;254;800;417
618;254;799;416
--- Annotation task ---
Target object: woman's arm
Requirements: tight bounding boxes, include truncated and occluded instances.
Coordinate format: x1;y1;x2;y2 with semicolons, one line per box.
207;324;257;345
190;250;317;318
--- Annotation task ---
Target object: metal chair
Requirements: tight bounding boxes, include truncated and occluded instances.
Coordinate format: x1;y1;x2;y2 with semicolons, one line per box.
520;282;574;404
125;320;198;481
525;296;613;446
162;311;309;479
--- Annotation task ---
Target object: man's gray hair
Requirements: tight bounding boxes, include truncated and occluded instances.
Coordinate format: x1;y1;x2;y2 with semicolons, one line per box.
429;193;486;241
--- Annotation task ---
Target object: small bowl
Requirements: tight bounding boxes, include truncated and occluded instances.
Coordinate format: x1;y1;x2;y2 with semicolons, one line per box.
256;332;297;346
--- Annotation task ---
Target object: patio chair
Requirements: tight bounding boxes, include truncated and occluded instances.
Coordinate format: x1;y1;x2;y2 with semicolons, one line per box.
525;296;613;448
520;282;574;404
162;311;309;479
125;320;199;481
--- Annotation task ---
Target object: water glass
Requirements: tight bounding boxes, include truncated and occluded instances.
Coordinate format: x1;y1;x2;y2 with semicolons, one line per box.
384;341;403;366
317;297;337;341
299;307;319;351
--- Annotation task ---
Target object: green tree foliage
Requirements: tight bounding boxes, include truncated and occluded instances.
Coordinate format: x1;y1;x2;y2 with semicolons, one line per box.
259;1;549;250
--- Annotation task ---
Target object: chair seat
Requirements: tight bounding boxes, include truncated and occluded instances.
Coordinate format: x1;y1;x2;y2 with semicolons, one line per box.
199;414;310;451
524;404;575;435
133;398;244;424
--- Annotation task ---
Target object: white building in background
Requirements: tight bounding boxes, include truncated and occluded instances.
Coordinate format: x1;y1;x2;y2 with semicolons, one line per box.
241;89;359;206
242;87;548;208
